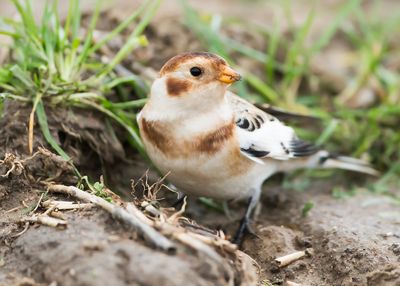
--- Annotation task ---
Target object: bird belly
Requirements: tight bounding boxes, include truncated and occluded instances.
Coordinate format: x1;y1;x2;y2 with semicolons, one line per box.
139;113;276;200
144;142;270;200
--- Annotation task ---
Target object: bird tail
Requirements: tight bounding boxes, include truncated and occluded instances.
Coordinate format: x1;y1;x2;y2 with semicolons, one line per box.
311;150;380;176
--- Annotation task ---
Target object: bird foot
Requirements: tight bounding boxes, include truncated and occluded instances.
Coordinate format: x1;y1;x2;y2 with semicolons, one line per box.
232;216;257;245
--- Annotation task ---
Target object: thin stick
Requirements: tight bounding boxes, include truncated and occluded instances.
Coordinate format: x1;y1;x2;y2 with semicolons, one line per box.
12;222;30;238
275;248;313;267
126;201;236;261
22;215;67;227
5;206;21;213
29;192;45;215
49;211;65;220
47;184;175;252
0;163;16;178
286;281;302;286
42;200;94;210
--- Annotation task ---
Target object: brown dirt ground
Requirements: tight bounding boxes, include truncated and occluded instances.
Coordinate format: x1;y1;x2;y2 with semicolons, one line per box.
0;101;258;286
1;1;400;286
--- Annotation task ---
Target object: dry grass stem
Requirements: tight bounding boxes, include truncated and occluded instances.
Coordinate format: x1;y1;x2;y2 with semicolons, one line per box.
29;192;45;215
5;206;21;213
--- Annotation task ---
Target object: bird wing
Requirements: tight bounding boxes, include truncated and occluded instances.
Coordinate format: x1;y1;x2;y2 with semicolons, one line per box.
226;92;318;163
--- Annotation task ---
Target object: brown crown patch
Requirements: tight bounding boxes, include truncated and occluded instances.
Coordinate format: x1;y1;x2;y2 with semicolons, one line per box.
166;77;192;96
160;52;227;75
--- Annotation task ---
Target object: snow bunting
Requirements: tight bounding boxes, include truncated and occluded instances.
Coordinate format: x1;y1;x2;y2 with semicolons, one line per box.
138;52;378;243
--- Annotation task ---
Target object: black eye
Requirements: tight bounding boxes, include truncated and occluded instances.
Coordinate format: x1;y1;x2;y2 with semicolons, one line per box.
190;67;202;77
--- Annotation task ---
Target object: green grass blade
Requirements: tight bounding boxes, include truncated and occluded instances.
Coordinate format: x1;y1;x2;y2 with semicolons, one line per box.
97;0;161;77
36;100;71;161
245;73;278;103
0;92;31;102
310;0;360;53
107;98;147;109
10;65;35;90
98;35;148;78
76;0;103;66
88;0;150;54
65;0;81;42
76;99;146;157
265;17;281;84
282;7;315;88
11;0;38;39
104;75;149;96
316;119;338;146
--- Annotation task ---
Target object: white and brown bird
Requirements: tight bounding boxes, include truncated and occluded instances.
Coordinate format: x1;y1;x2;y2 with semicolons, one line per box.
138;52;378;243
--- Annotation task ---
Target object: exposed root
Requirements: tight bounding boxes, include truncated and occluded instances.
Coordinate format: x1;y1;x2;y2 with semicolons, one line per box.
132;170;173;203
0;148;75;181
0;153;24;178
11;222;30;238
131;174;240;259
167;195;187;224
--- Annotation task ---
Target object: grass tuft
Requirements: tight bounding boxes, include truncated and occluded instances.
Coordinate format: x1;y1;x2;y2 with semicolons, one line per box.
0;0;161;163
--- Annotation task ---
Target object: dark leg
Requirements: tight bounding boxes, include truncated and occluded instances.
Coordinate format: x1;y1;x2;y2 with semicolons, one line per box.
172;193;187;209
232;187;261;245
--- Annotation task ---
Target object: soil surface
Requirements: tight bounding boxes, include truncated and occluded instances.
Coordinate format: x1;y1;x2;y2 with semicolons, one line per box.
1;1;400;286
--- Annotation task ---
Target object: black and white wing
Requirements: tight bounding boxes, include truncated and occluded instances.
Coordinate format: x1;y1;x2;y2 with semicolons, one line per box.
226;92;318;163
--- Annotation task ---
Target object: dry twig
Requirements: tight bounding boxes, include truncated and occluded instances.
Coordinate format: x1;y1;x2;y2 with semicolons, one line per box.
42;200;94;210
47;184;175;252
5;206;21;213
131;175;238;260
22;215;67;227
29;192;45;215
275;248;313;267
286;281;302;286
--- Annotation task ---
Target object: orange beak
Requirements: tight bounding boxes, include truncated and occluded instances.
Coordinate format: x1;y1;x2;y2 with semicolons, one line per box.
218;66;241;84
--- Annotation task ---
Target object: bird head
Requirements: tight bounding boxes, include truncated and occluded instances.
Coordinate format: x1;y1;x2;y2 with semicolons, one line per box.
148;52;241;115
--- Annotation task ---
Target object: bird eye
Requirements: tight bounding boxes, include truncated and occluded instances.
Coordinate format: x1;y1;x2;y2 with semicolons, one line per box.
190;67;202;77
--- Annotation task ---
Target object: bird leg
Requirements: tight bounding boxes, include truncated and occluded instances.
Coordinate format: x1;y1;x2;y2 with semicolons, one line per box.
171;193;187;209
232;187;261;245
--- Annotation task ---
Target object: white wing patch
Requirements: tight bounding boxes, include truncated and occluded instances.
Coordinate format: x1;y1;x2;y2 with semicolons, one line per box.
237;116;297;160
227;92;317;163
